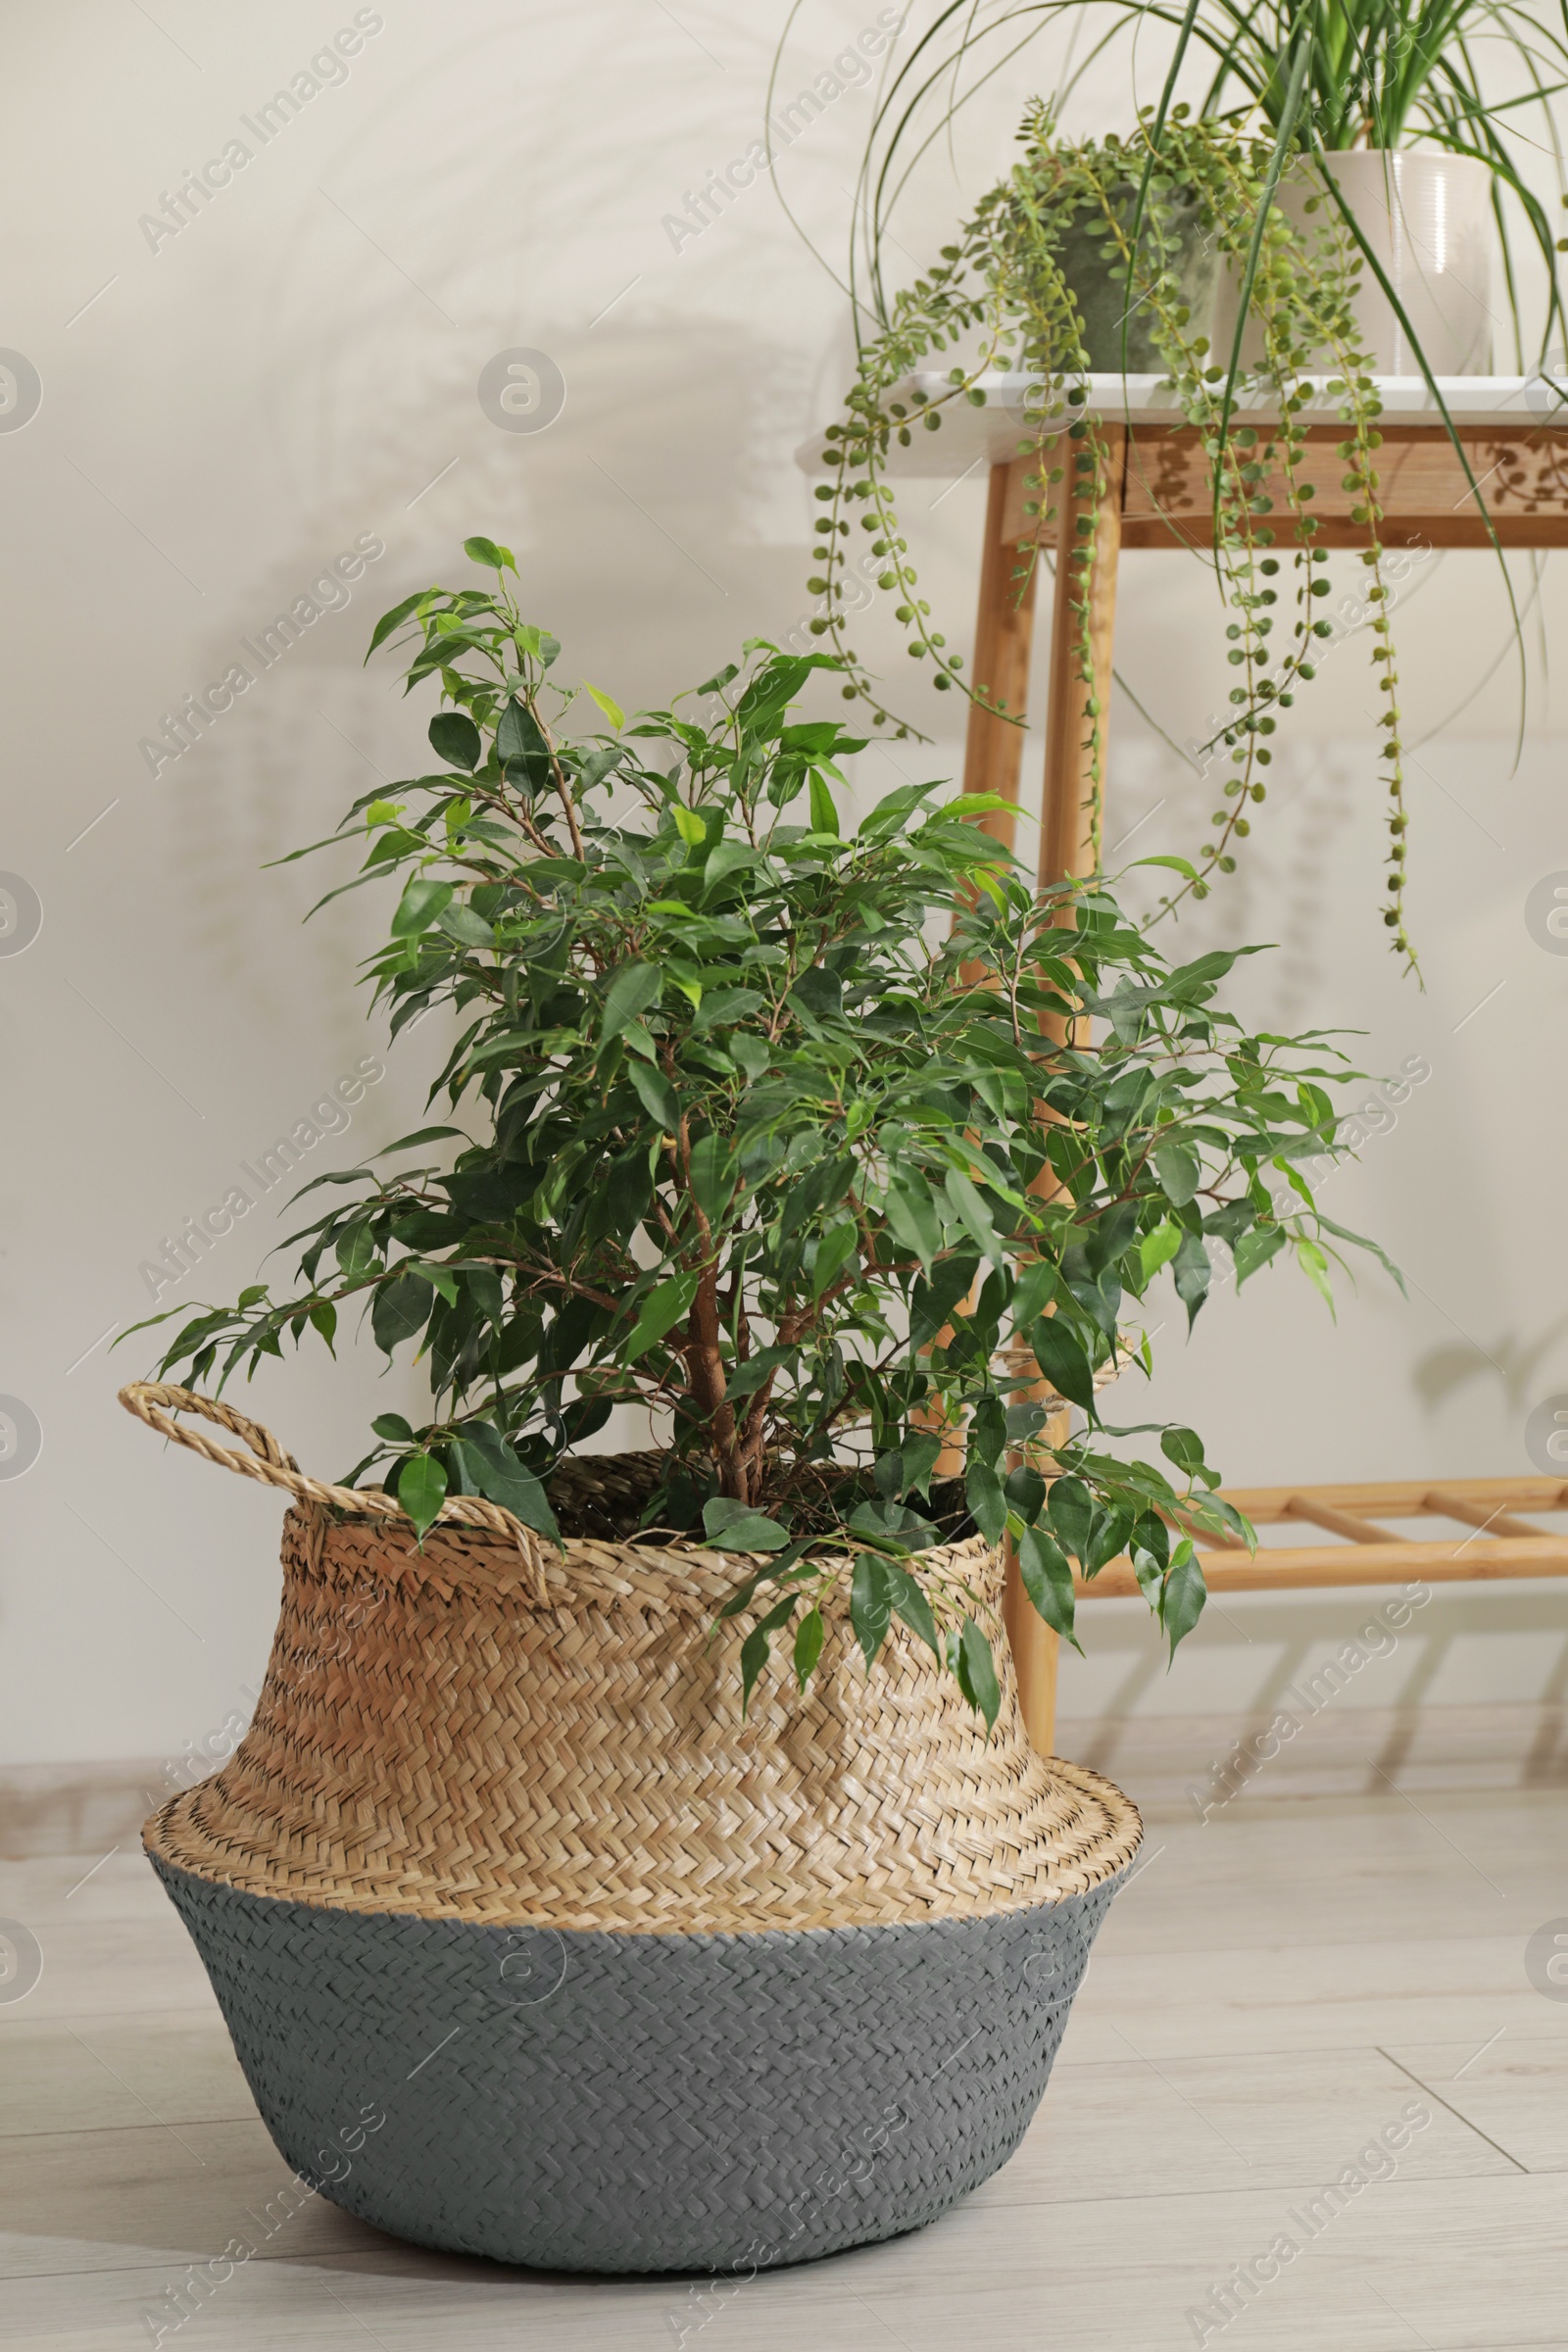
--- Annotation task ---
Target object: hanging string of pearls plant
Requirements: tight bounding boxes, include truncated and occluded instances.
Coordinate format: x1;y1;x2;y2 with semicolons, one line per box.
810;109;1414;967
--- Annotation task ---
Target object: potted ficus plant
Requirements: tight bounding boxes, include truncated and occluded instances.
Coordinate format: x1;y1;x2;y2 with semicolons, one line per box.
121;537;1381;2275
800;0;1568;969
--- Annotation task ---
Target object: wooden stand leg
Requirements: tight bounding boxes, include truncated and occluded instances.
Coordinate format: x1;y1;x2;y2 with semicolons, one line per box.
1041;427;1126;886
925;462;1046;1478
1003;430;1128;1760
961;459;1041;843
1003;1405;1071;1755
954;446;1127;1758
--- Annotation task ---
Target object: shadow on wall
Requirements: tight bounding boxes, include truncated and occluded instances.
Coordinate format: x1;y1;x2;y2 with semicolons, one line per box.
1107;727;1360;1034
149;305;830;1022
125;4;957;1004
1062;1698;1568;1826
1414;1311;1568;1417
1062;1583;1568;1788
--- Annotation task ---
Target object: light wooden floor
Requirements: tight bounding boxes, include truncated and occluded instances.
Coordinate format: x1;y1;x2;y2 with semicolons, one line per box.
4;1705;1566;2351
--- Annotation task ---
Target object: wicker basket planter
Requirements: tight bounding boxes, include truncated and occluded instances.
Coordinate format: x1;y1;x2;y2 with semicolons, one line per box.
127;1384;1140;2275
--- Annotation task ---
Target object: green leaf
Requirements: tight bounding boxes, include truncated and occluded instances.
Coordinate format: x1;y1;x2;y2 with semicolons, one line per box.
464;534;514;571
858;778;941;839
1004;1462;1047;1521
689;1132;735;1222
1160;1426;1208;1479
850;1553;893;1668
789;965;842;1021
1005;1400;1047;1448
701;840;758;900
626;1057;680;1132
793;1605;825;1690
625;1269;700;1359
714;1566;772;1624
428;711;482;771
730;1031;768;1082
396;1451;448;1540
969;1393;1006;1474
736;652;817;725
965;1458;1008;1544
703;1496;790;1553
739;1622;771;1712
883;1173;943;1268
1029;1317;1096;1413
1130;853;1200;880
1296;1238;1336;1316
335;1224;379;1282
411;1261;461;1306
882;1559;940;1657
1139;1221;1184;1282
1172;1232;1211;1328
1234;1226;1286;1288
1017;1522;1079;1648
893;1430;943;1502
366;589;428;661
601;961;663;1043
439;904;495;949
459;1422;562;1543
740;1592;797;1715
1011;1258;1058;1330
724;1343;796;1402
1048;1478;1131;1578
582;681;624;730
940;793;1013;818
376;1126;468;1156
496;695;551;768
808;772;840;836
944;1167;1004;1269
370;1271;433;1354
513;622;559;666
391;876;455;938
1130;1510;1170;1575
849;1498;938;1552
910;1255;979;1351
1315;1211;1406;1299
956;1618;1001;1730
1152;1144;1200;1206
1161;1541;1207;1658
672;805;707;846
810;1221;858;1301
370;1412;415;1445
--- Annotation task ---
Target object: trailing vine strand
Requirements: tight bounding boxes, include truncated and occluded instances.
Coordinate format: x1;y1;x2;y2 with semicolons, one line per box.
816;107;1416;970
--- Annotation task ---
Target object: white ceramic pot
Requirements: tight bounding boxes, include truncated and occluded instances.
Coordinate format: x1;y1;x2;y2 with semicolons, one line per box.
1213;149;1494;374
1278;149;1494;374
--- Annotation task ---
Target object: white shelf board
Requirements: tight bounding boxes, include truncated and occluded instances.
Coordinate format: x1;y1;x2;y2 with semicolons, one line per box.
796;370;1568;479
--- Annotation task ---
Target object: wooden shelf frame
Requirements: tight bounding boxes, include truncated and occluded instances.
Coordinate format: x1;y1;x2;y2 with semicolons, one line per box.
1081;1478;1568;1598
947;387;1568;1752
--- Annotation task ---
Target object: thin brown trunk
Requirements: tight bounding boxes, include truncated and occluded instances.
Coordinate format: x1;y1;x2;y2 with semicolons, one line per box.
684;1263;745;1499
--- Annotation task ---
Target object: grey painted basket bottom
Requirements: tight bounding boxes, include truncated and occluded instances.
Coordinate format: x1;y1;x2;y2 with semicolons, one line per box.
153;1855;1124;2276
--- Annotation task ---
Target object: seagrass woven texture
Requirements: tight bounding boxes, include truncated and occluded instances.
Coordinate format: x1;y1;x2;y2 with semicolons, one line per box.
154;1854;1122;2274
144;1502;1142;1933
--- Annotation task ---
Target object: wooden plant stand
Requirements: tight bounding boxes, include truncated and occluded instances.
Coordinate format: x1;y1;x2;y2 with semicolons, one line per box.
870;374;1568;1753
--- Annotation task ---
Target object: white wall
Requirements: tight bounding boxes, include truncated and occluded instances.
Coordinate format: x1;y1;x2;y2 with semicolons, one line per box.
3;0;1565;1762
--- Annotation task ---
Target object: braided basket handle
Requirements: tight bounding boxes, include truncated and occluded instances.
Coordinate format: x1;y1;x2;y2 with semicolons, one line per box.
118;1382;548;1601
